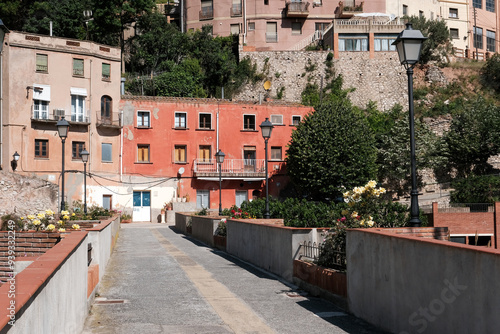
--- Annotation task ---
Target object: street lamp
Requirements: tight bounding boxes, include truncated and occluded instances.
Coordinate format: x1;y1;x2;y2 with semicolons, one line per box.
393;23;427;227
215;149;225;216
260;118;274;219
11;151;19;171
81;149;89;214
57;116;70;212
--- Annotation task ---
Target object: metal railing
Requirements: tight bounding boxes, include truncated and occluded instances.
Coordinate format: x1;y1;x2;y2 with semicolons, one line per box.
286;1;310;13
230;4;242;16
194;159;266;174
96;111;122;128
32;110;89;123
199;7;213;20
298;241;346;270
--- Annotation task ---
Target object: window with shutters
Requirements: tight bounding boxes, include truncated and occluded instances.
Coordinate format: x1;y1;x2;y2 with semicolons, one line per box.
102;63;111;81
243;115;256;130
102;143;112;162
175;145;187;163
137;111;151;128
271;147;282;161
137;145;150;163
199;145;211;163
35;139;49;158
199;113;212;129
175;112;187;129
73;58;84;77
72;141;85;160
36;54;48;73
266;22;277;42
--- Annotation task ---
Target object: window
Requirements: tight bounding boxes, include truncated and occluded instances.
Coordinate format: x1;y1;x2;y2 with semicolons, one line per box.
248;22;255;31
71;95;85;122
474;26;483;49
36;54;48;73
291;22;302;35
419;10;424;18
175;145;187;163
35;139;48;158
271;147;282;160
449;8;458;18
473;0;482;9
137;111;150;127
103;195;112;211
487;30;496;52
73;58;84;76
137;145;150;163
270;114;283;125
199;113;212;129
266;22;277;43
199;145;211;162
486;0;494;12
101;95;112;121
235;191;248;207
175;112;187;128
339;34;368;51
450;28;459;40
231;0;242;16
264;0;269;4
292;115;301;125
102;63;111;81
34;100;49;120
197;190;210;209
243;115;256;130
402;5;408;16
102;143;112;162
72;141;85;160
230;24;240;35
201;0;213;18
374;34;397;51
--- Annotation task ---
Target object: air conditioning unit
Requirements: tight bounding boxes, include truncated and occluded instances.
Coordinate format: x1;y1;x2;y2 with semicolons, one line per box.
53;109;65;120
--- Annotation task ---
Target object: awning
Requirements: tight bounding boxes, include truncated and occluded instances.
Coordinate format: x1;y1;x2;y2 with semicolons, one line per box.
33;84;51;101
70;87;88;96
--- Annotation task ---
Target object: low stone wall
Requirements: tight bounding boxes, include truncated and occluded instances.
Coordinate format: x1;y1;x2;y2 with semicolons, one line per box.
174;213;192;234
0;216;120;333
347;228;500;334
191;215;223;247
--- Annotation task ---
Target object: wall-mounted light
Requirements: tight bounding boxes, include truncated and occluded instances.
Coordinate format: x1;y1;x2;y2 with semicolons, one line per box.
11;151;19;171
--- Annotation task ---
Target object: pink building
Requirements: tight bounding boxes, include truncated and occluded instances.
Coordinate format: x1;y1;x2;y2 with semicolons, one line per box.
120;97;313;220
0;31;122;210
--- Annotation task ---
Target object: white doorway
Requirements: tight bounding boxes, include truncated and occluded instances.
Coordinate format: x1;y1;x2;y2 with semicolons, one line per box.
133;191;151;222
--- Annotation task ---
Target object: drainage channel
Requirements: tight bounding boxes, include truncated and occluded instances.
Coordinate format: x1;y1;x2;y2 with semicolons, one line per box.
93;297;128;305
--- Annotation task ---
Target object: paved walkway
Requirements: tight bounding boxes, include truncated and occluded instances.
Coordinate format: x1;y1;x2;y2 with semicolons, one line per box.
82;223;386;334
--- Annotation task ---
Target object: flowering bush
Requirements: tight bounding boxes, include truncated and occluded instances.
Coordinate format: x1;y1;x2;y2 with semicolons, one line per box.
19;209;61;232
72;224;80;230
214;218;227;236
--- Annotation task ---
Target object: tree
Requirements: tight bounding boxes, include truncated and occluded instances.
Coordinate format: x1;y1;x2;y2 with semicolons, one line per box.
404;15;451;64
286;100;378;201
440;97;500;179
481;54;500;93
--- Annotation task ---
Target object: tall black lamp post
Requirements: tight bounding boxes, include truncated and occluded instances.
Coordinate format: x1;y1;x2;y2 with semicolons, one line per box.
81;149;89;214
57;116;70;212
215;150;225;216
260;118;274;219
392;23;427;227
11;151;19;171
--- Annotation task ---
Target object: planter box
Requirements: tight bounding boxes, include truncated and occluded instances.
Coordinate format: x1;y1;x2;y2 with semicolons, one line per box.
213;235;226;250
293;259;347;309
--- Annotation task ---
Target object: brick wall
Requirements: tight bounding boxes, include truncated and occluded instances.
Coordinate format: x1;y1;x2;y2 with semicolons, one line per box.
0;231;61;285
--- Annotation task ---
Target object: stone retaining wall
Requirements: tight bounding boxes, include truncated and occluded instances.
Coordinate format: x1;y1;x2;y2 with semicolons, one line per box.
234;51;407;111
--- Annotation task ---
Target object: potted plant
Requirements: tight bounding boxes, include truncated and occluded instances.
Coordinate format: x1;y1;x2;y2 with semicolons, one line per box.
120;213;132;223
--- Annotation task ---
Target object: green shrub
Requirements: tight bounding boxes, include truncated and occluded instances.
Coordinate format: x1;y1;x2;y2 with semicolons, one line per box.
451;175;500;203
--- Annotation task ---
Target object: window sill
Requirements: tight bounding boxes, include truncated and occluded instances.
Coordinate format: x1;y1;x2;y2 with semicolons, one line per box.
272;124;285;126
101;160;113;163
173;127;189;130
174;162;189;164
136;126;152;129
35;157;49;160
36;71;48;74
135;161;153;164
196;128;214;131
102;78;111;82
73;75;85;78
241;129;258;132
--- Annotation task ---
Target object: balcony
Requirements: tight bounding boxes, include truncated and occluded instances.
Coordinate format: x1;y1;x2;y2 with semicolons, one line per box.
31;109;89;124
336;0;364;18
286;1;310;18
230;4;242;17
193;159;266;180
96;111;122;129
199;7;213;20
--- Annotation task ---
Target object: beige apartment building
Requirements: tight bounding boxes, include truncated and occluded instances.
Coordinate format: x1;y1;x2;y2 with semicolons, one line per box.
1;31;122;210
180;0;496;57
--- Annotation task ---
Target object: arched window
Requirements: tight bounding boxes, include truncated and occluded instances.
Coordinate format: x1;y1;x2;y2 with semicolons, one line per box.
101;95;112;120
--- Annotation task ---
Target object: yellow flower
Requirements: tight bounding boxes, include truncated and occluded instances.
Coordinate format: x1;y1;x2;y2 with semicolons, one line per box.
367;220;375;227
27;214;35;220
46;224;55;232
343;191;350;198
58;220;64;225
37;212;46;219
33;219;41;226
63;215;70;220
366;180;377;188
72;213;75;216
72;224;80;230
20;217;25;220
379;187;386;194
58;228;66;232
359;220;365;226
351;211;358;218
45;209;55;216
61;210;69;216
